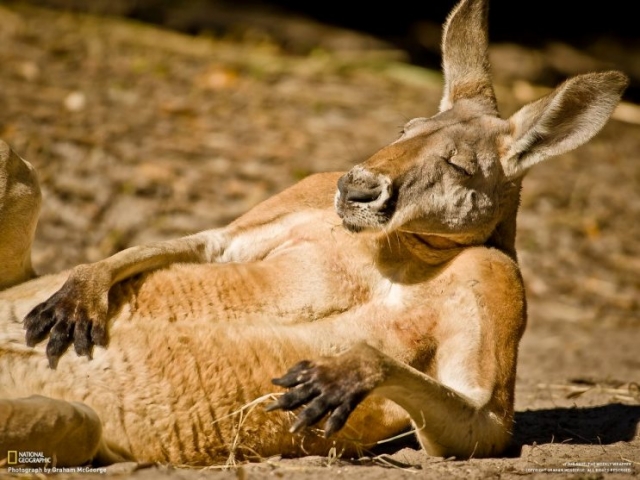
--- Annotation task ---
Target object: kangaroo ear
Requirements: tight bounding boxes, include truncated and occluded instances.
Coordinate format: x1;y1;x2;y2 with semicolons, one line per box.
501;71;628;180
439;0;497;113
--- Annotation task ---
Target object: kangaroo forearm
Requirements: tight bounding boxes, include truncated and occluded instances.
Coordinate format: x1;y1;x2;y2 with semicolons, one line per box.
376;361;509;458
105;232;222;285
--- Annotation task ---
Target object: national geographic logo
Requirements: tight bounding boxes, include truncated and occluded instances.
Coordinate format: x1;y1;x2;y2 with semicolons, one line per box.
4;451;107;474
5;450;52;464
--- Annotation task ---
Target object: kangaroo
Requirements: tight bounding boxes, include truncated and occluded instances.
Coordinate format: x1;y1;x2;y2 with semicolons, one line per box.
0;0;627;468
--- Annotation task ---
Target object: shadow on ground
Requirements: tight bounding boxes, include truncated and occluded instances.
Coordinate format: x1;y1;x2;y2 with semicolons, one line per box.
367;403;640;459
508;404;640;454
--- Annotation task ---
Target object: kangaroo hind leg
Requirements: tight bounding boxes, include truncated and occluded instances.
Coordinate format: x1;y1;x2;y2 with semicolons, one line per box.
0;395;132;467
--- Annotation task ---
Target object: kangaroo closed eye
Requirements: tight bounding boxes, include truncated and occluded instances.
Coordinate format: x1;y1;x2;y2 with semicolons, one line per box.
446;152;477;176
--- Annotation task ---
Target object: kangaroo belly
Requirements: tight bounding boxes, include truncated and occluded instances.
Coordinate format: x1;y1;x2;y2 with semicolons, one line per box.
0;258;408;464
1;314;408;463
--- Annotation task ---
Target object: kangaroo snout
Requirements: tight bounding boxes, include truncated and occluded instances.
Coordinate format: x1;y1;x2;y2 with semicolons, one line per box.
335;169;394;232
337;169;392;207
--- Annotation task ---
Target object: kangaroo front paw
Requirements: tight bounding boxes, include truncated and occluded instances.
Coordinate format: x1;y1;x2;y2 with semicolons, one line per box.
267;343;386;437
23;266;109;368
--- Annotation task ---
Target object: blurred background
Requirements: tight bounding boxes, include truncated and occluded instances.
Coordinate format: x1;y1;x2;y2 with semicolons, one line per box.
14;0;640;101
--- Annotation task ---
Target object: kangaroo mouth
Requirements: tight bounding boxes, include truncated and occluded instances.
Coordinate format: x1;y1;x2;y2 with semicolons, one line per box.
335;193;396;233
342;221;365;233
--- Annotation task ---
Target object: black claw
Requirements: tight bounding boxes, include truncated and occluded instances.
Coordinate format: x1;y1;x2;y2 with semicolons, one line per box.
23;303;46;330
50;317;75;342
46;342;67;370
47;354;60;370
23;288;67;342
271;360;314;388
291;396;331;432
91;322;108;347
323;395;363;437
323;414;345;438
45;320;75;367
73;318;93;357
24;309;57;347
264;401;281;413
266;381;321;413
280;382;322;410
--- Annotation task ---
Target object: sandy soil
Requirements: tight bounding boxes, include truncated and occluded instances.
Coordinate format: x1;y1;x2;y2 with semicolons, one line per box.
0;3;638;478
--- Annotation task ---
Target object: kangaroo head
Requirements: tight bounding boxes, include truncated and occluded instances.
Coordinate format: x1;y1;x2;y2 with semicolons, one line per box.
336;0;627;252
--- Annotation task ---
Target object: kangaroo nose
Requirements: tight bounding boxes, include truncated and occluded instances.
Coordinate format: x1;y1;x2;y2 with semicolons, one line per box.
337;171;391;205
346;186;382;202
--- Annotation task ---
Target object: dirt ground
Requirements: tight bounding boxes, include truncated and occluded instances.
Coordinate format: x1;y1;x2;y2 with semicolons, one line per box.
0;3;638;479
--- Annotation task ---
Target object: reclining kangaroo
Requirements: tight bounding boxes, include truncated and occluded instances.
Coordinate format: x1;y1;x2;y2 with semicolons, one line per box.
0;0;627;468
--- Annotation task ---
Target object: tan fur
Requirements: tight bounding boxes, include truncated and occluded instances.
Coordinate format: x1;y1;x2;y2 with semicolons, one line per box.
0;141;40;290
0;0;627;467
